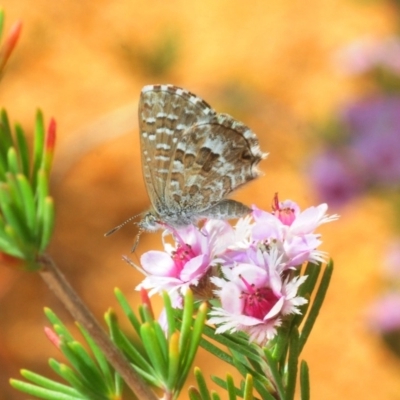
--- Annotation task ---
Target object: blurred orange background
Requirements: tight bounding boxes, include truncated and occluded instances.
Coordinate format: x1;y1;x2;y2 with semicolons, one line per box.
1;0;400;399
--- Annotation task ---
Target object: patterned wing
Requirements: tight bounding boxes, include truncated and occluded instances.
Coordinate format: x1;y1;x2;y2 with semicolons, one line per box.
139;85;216;212
164;113;265;215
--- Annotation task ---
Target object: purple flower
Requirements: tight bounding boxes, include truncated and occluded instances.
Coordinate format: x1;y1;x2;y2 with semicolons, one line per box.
342;96;400;185
308;149;366;208
368;293;400;333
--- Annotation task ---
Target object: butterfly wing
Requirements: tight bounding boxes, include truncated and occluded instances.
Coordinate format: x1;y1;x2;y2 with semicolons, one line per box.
139;85;216;213
164;113;266;218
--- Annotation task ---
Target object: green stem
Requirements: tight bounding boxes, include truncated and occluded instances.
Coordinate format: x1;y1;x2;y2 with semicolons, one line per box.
38;254;157;400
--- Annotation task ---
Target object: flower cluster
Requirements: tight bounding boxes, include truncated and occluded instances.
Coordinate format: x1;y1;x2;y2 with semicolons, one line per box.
309;96;400;207
137;195;337;344
310;35;400;208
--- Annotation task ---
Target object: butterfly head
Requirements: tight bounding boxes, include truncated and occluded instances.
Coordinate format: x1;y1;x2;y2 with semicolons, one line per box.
129;211;165;252
138;211;164;232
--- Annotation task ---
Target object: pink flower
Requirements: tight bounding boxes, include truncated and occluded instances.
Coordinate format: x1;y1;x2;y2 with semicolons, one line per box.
135;196;336;344
137;220;233;300
209;249;308;344
251;195;338;267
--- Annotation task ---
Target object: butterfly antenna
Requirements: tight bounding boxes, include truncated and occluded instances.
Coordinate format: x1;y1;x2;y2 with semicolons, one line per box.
131;227;144;252
104;214;142;237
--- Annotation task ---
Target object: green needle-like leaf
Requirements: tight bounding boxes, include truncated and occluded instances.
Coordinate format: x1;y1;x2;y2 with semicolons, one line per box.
153;321;169;362
0;110;14;164
0;10;4;41
299;261;333;352
15;174;36;232
4;173;23;213
188;387;202;400
292;262;322;328
178;302;208;392
286;328;300;400
228;356;272;399
7;147;19;174
1;200;32;248
44;308;75;342
0;111;56;264
140;323;168;381
0;229;24;257
199;337;234;366
300;360;310;400
39;196;54;252
106;314;154;378
179;289;194;355
299;262;322;298
202;325;261;364
62;341;107;394
210;376;252;400
0;181;11;204
32;110;45;188
114;288;141;334
14;124;30;177
114;372;123;398
49;361;100;399
0;231;21;256
9;379;85;400
271;328;289;370
141;303;155;324
263;350;285;400
226;374;236;400
35;169;49;217
166;331;180;390
194;367;211;400
77;324;114;392
3;224;27;257
162;291;176;339
19;369;81;397
243;374;254;400
211;392;221;400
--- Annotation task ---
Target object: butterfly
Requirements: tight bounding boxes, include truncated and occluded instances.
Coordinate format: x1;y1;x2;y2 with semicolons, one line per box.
106;84;266;247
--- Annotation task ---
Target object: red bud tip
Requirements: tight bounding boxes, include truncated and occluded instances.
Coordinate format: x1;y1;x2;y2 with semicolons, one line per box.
46;118;57;151
44;326;61;348
140;288;154;318
0;21;22;68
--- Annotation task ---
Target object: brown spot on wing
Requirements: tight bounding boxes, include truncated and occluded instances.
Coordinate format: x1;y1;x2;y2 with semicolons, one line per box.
184;153;196;168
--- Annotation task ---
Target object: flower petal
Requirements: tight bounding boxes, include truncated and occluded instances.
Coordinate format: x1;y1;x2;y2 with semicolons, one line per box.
140;251;177;276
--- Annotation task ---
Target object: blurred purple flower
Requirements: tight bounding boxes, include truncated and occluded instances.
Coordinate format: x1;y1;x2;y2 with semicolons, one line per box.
368;292;400;333
308;149;366;207
342;96;400;185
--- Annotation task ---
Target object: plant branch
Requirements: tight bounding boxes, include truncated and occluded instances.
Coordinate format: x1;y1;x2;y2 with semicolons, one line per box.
38;253;157;400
